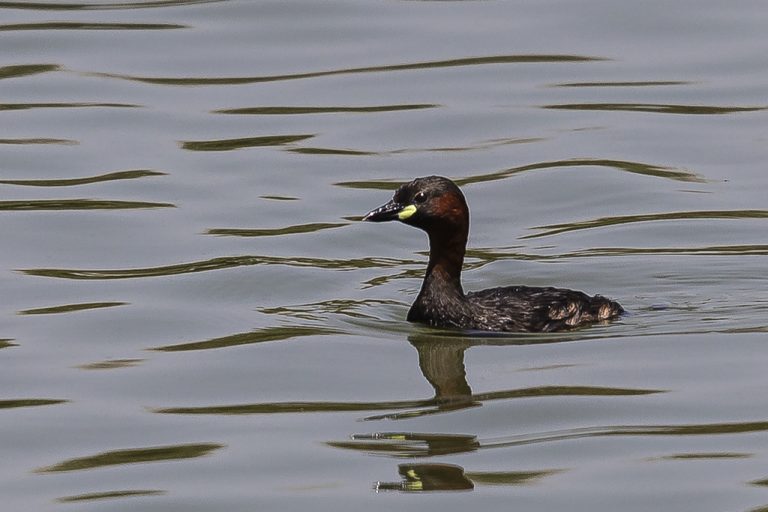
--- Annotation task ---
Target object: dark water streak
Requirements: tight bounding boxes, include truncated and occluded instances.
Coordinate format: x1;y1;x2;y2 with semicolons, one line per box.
0;102;139;111
0;398;68;409
543;103;766;115
18;301;127;315
214;104;439;115
0;22;186;30
57;490;166;503
207;222;346;237
36;443;224;473
180;134;314;151
524;210;768;239
335;158;703;190
0;0;224;10
90;55;606;86
0;63;59;79
0;199;174;210
0;170;164;187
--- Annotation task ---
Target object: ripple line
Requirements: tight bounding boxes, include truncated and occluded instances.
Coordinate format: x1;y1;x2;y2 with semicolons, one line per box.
206;222;347;237
335;158;703;189
89;54;606;86
524;210;768;239
35;443;224;473
0;0;224;10
0;102;139;111
0;398;68;409
180;134;314;151
0;22;186;30
0;169;164;187
337;420;768;458
152;325;341;352
20;255;411;280
0;63;59;80
0;138;77;145
214;104;439;115
153;386;659;415
0;199;174;211
18;301;127;315
543;103;766;115
551;81;692;88
57;490;166;503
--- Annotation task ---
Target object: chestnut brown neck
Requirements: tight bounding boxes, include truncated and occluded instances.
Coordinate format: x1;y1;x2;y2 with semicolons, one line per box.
422;194;469;297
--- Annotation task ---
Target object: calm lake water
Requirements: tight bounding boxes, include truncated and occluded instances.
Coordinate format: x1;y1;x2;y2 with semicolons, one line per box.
2;1;767;510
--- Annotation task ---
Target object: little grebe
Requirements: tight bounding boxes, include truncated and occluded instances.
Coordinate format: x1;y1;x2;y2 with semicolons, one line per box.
363;176;623;332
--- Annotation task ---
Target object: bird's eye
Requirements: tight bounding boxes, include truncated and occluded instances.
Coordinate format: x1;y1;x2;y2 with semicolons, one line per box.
414;191;427;204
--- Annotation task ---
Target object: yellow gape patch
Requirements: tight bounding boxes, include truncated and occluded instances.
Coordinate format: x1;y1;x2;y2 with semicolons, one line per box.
397;204;417;220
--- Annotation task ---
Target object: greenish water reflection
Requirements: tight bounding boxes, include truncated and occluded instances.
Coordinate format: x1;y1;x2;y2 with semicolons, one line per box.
57;490;165;503
524;210;768;239
0;102;139;111
0;0;223;10
214;104;438;115
0;199;173;210
180;134;314;151
18;302;127;315
0;170;162;187
375;463;562;492
152;325;341;352
543;103;766;114
0;22;185;30
0;63;59;79
335;158;703;190
92;54;605;86
36;443;224;473
0;399;68;409
207;222;346;237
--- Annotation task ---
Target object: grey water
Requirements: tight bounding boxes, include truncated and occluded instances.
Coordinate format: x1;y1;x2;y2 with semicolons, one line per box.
1;1;767;510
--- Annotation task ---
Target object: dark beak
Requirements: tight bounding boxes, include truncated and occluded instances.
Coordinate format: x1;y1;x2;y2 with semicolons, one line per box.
362;199;404;222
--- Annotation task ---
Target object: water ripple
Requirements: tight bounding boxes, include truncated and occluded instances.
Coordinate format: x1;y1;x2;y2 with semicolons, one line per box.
0;138;77;145
35;443;224;473
214;104;439;115
18;301;127;315
77;359;144;370
290;136;543;157
0;199;174;211
551;81;692;88
335;420;768;458
207;222;347;237
335;158;703;190
0;398;68;409
152;386;660;415
0;21;186;30
524;210;768;239
20;255;411;280
543;103;766;115
151;325;341;352
90;54;606;86
57;490;166;503
0;169;164;187
0;63;59;80
0;102;139;111
180;134;314;151
0;0;225;10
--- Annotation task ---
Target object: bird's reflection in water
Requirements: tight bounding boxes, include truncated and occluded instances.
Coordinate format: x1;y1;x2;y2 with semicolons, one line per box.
375;463;474;492
374;462;562;492
364;333;477;420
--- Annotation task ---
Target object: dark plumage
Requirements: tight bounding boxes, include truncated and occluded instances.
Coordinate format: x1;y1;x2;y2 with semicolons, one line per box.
363;176;623;332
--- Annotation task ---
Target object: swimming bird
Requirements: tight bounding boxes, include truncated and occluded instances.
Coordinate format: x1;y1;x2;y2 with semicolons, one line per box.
363;176;623;332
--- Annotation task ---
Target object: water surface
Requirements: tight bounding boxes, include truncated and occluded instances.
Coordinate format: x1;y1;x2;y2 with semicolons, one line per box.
1;1;767;511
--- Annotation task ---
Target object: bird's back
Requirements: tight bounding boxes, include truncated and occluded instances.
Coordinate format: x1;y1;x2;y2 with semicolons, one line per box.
466;285;623;332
